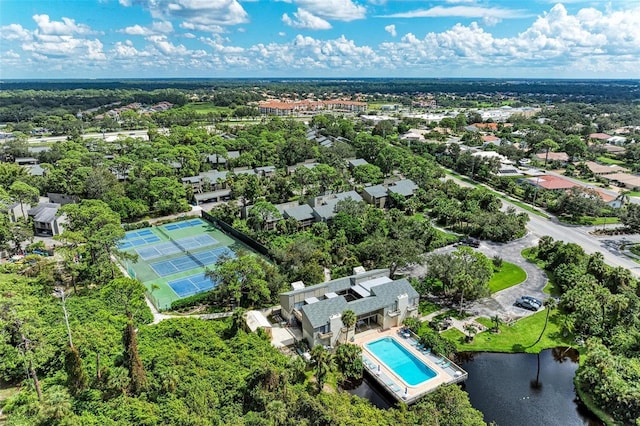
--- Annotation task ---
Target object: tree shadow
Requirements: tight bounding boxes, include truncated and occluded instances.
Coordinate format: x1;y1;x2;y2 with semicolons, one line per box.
512;343;525;352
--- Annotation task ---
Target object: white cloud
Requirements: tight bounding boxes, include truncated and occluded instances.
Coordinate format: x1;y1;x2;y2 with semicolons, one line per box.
288;0;367;21
124;0;249;29
380;5;529;19
0;24;32;41
282;9;332;30
146;35;190;55
376;3;640;75
32;14;95;35
384;24;396;37
121;21;174;36
279;31;287;36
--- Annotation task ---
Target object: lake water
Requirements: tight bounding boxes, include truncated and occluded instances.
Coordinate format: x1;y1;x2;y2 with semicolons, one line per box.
458;348;602;426
350;348;603;426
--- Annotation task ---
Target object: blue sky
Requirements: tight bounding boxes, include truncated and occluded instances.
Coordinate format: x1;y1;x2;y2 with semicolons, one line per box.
1;0;639;79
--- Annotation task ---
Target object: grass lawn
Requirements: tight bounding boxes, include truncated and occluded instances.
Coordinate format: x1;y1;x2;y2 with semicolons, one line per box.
488;261;526;293
596;156;626;165
558;215;620;226
184;103;233;115
442;309;575;353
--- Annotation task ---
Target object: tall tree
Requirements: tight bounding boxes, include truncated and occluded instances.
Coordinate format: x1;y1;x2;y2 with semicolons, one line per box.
531;298;557;347
341;309;356;344
310;345;333;393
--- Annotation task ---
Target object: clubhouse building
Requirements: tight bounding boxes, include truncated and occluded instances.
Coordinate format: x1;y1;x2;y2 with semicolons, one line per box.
279;268;419;348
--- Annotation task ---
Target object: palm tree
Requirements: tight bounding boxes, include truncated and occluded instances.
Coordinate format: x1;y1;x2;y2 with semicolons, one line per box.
463;323;478;342
531;298;557;347
341;309;356;343
310;345;333;393
615;190;631;208
490;314;502;333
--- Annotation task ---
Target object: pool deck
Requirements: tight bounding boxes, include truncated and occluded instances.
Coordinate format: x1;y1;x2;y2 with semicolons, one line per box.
354;327;468;404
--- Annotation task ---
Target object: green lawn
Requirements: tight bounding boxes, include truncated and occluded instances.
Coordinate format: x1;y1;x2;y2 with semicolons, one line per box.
596;156;626;165
184;103;233;115
557;215;620;226
442;309;575;353
488;261;526;293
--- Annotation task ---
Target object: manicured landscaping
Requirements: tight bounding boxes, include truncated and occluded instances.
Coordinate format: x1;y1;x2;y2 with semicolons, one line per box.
488;261;526;293
557;215;620;226
442;309;575;353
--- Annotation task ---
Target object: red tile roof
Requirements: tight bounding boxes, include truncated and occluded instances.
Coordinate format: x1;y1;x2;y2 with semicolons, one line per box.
589;133;612;140
526;175;579;190
534;152;570;162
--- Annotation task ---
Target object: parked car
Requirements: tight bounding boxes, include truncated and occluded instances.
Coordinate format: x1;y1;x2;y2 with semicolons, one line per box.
459;237;480;248
515;297;539;311
522;295;542;307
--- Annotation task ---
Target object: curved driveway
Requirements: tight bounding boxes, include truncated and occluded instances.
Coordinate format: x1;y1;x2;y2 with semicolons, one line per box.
467;234;548;322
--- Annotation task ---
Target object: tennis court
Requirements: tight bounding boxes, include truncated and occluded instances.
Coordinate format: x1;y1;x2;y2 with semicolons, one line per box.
136;235;218;261
150;247;234;277
167;273;215;298
163;219;203;231
117;216;259;311
118;235;160;250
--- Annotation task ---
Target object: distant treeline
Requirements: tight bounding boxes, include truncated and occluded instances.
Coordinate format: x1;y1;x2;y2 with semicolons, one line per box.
2;78;639;101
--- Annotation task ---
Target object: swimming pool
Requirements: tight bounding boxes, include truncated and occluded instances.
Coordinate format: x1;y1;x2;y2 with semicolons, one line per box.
365;337;437;386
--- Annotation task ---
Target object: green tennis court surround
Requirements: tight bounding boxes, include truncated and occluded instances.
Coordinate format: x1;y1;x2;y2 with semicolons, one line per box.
117;217;260;311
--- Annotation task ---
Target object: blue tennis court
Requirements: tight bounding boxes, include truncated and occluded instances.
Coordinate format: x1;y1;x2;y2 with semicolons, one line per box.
136;235;218;260
150;247;234;277
163;219;204;231
118;235;160;250
168;273;216;297
123;229;154;240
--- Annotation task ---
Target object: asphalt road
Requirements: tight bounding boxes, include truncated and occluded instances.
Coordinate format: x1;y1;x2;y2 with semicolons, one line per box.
445;175;640;276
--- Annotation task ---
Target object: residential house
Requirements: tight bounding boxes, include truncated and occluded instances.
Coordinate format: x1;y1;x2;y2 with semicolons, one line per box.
28;202;65;236
207;150;240;167
600;173;640;190
282;204;315;229
310;191;363;222
362;179;419;209
347;158;369;169
279;268;419;348
583;161;628;176
362;184;389;209
524;175;579;191
534;152;570;164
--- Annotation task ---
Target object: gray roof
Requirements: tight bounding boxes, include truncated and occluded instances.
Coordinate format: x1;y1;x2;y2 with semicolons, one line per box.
312;191;363;220
284;204;315;222
388;179;418;197
200;170;228;182
28;203;61;223
194;189;232;202
283;269;390;297
300;277;418;328
181;176;201;184
26;164;46;176
255;166;276;174
348;158;369;168
301;297;349;329
363;184;387;199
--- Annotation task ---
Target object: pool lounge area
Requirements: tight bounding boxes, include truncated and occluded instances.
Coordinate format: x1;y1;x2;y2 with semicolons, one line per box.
356;328;468;404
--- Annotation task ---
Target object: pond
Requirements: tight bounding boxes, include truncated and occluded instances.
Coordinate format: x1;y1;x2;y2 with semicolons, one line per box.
458;348;603;426
349;348;603;426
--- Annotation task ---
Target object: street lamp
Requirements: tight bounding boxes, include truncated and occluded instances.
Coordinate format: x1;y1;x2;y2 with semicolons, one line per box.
53;287;73;347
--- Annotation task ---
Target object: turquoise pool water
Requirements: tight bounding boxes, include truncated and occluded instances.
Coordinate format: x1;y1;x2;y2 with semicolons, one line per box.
365;337;437;386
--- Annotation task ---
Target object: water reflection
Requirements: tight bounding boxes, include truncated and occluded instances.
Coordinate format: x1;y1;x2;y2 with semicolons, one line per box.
458;348;602;426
